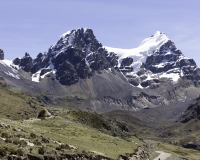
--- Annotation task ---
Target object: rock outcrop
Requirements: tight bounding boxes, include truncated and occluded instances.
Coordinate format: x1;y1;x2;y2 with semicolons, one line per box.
183;142;200;150
19;53;33;72
119;147;149;160
180;98;200;123
0;49;4;60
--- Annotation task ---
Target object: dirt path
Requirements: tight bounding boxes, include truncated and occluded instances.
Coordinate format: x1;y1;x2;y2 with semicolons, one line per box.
153;151;171;160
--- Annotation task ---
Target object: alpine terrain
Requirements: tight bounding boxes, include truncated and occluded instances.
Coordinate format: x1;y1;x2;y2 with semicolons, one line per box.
0;28;200;159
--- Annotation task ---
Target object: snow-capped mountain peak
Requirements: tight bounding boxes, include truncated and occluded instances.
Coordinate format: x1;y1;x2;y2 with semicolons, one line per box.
139;31;169;48
105;31;169;73
152;31;166;36
105;31;198;88
60;28;89;39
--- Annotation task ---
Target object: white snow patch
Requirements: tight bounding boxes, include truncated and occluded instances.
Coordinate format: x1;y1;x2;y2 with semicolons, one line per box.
4;71;20;79
1;60;13;66
0;60;20;79
0;60;19;71
160;73;180;82
84;27;89;32
32;70;41;82
165;51;173;55
137;84;143;89
180;69;184;76
40;71;52;79
31;67;56;83
60;30;71;38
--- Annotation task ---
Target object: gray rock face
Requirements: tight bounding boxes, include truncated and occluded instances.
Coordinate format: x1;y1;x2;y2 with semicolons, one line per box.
19;53;33;72
145;40;197;76
13;57;21;65
0;49;4;60
56;60;79;85
31;53;49;73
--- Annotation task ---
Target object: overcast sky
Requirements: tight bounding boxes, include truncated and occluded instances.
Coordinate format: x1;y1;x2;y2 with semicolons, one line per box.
1;0;200;65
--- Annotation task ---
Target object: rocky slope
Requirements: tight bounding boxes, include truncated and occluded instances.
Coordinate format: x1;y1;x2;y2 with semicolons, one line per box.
180;97;200;123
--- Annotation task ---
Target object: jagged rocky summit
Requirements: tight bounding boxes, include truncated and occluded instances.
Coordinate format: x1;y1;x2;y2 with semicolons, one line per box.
9;28;200;88
12;28;118;85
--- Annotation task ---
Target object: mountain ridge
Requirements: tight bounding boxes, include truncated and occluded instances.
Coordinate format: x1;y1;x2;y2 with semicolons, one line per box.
3;28;199;88
0;28;200;112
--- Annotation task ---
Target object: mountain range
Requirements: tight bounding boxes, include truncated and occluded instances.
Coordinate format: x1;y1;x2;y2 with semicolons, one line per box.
0;28;200;112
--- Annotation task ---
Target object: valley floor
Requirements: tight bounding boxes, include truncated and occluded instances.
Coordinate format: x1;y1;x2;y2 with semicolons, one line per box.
0;85;200;159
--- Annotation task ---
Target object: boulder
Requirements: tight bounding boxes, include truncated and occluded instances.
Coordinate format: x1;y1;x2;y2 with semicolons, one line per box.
38;109;51;118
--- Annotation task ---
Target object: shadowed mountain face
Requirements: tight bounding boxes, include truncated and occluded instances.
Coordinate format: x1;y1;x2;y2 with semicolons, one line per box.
180;97;200;123
13;28;118;85
0;28;200;112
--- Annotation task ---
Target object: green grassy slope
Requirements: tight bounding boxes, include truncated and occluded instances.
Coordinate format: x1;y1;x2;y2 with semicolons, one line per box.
0;86;44;120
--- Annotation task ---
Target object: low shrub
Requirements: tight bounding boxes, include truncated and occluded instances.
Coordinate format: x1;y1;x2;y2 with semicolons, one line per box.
0;146;7;156
13;139;27;147
33;139;42;145
38;146;46;155
1;132;9;138
30;132;37;139
5;138;12;143
42;137;50;143
16;148;24;156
